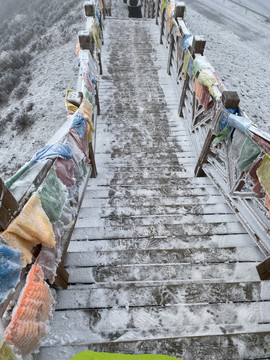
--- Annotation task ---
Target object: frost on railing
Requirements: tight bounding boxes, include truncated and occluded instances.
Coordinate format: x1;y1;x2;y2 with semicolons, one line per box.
0;0;105;357
156;1;270;280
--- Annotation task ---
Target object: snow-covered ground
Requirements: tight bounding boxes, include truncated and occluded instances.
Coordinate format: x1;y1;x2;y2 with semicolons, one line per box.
0;0;269;180
183;0;270;130
0;0;85;180
236;0;270;17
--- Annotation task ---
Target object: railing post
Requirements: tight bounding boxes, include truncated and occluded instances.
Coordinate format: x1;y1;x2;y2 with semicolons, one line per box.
167;34;174;75
84;0;95;16
191;35;206;57
166;2;185;75
174;1;185;19
155;0;160;24
78;30;95;56
194;91;240;177
0;177;20;231
89;142;98;178
160;6;165;44
221;91;240;109
178;35;206;117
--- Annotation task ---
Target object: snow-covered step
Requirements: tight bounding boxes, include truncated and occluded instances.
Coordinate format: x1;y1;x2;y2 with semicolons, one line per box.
68;234;257;252
87;174;214;187
80;195;228;209
56;281;266;309
66;262;260;285
95;142;194;154
84;186;222;198
95;157;196;166
71;221;247;240
85;182;222;193
76;213;239;229
64;246;264;268
41;303;270;347
78;203;234;217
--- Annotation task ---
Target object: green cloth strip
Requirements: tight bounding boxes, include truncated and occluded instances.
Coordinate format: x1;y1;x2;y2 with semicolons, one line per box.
71;351;181;360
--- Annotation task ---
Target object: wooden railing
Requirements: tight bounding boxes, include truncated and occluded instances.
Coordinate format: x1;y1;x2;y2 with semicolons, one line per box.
155;1;270;280
0;0;104;357
144;0;156;19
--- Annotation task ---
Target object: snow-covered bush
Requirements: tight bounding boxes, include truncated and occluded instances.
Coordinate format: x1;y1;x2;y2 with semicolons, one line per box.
0;50;31;71
13;110;34;132
0;51;31;105
13;83;28;99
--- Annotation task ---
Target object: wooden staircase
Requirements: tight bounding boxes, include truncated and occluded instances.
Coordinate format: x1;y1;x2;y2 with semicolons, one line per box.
36;11;270;360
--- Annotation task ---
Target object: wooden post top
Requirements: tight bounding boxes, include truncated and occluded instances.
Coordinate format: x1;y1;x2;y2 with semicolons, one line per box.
78;30;95;54
174;2;185;19
222;91;240;109
84;1;95;17
191;35;206;56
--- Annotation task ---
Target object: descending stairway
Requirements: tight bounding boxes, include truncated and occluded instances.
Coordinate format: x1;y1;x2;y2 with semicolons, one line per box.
37;5;270;360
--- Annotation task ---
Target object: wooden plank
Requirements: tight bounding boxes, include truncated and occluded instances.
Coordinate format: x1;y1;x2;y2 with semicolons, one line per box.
71;221;247;240
41;302;269;347
75;213;241;229
78;203;234;217
67;233;256;253
86;175;216;187
80;195;228;209
64;246;264;268
84;184;222;197
66;262;260;284
56;281;262;309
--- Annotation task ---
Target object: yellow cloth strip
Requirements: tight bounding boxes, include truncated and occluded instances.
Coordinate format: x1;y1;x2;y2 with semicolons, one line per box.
1;194;55;264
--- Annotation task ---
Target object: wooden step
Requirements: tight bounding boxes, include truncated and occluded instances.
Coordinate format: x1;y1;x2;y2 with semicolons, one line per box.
75;214;239;229
56;281;265;309
64;247;264;268
41;302;270;347
71;222;247;240
66;262;260;285
68;234;256;253
78;203;234;217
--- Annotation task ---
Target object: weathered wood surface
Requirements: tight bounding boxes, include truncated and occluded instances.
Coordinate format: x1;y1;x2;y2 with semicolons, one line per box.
36;8;270;360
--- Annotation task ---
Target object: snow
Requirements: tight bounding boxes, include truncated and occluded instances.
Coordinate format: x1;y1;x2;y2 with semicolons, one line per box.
0;0;85;180
185;0;270;131
236;0;270;17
